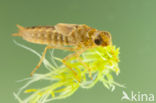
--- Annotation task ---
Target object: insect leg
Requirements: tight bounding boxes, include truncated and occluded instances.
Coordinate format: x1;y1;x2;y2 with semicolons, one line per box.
30;46;76;76
76;56;93;80
30;46;53;76
62;50;93;82
62;53;81;82
73;49;93;80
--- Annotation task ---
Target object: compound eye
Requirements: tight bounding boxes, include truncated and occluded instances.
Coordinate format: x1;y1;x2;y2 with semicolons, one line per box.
94;39;101;45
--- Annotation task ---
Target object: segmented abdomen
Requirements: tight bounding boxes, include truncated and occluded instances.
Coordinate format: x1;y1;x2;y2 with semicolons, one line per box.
20;26;71;46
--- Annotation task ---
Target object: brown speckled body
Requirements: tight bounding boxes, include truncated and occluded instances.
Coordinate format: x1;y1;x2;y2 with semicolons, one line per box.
20;26;70;46
13;23;112;49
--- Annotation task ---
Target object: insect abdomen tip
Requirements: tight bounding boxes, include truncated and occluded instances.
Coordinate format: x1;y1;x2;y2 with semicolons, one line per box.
16;24;24;30
12;33;21;36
